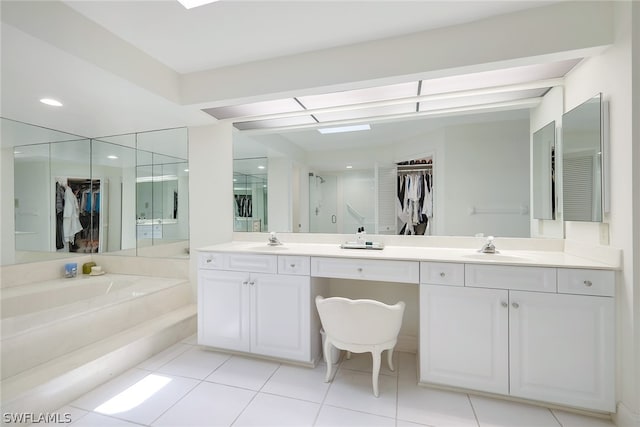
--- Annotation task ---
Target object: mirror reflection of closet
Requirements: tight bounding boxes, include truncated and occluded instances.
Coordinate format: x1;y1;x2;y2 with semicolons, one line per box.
396;158;434;235
532;121;556;220
562;93;605;222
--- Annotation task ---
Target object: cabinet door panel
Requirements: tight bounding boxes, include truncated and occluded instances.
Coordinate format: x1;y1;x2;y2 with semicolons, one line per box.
509;291;614;411
420;284;509;394
251;274;311;361
198;270;250;352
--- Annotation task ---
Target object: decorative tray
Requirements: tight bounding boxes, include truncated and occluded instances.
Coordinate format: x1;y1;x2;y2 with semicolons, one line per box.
340;241;385;250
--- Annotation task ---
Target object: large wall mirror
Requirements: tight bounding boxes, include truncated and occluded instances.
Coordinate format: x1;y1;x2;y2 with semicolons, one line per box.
233;109;533;238
3;118;189;266
561;93;605;222
532;121;556;220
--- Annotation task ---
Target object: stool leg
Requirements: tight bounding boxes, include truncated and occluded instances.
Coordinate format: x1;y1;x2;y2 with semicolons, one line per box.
371;350;381;397
324;339;333;382
387;349;395;371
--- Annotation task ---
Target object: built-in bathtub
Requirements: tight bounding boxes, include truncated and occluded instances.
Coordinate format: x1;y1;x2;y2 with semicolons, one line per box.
1;273;192;380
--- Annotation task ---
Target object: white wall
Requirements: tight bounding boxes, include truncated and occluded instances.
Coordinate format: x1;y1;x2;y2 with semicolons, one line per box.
562;3;638;424
267;156;293;232
188;123;234;288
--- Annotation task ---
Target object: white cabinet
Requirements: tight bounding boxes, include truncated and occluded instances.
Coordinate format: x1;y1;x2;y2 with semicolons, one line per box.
198;270;250;352
420;264;615;412
509;290;614;411
198;253;311;362
420;284;508;394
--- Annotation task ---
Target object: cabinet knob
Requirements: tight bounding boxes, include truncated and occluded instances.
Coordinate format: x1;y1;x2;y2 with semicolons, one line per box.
501;302;508;308
357;267;363;273
290;264;296;268
206;258;212;263
583;280;593;287
242;281;248;286
439;272;446;277
249;281;255;286
512;302;520;309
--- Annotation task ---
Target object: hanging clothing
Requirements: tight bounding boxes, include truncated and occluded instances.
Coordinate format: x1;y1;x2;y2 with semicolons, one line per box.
396;166;433;235
63;186;83;245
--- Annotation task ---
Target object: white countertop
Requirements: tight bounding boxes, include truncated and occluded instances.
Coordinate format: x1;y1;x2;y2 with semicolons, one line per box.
198;241;620;270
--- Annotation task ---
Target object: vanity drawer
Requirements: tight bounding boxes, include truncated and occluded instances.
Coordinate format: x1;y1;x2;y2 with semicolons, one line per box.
311;257;419;283
420;262;464;286
227;253;277;273
278;256;311;276
199;252;226;270
465;264;556;292
558;268;614;297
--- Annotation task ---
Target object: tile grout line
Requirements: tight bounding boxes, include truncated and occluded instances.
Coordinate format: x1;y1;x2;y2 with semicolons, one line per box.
467;393;482;427
312;354;343;426
228;360;283;426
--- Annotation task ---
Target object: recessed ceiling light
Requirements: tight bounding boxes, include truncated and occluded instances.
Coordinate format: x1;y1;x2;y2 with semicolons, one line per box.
40;98;63;107
176;0;219;9
107;155;118;159
346;165;353;169
318;124;371;134
258;165;265;170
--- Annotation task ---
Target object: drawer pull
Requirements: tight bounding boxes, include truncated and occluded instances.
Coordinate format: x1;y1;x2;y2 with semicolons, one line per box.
357;267;363;273
583;280;593;287
512;302;520;309
290;264;296;268
440;272;446;277
501;302;508;308
206;258;212;263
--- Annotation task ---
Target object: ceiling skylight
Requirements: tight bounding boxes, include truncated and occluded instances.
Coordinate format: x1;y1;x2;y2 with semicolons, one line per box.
176;0;220;9
318;124;371;134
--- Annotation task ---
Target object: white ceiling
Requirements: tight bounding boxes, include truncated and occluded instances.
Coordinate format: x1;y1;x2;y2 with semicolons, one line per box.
62;0;560;74
1;0;587;144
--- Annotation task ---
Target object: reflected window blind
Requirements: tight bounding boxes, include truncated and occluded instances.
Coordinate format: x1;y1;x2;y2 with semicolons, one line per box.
563;156;593;221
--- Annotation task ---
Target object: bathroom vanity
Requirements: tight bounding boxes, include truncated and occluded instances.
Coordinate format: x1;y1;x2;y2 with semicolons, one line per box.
197;241;618;413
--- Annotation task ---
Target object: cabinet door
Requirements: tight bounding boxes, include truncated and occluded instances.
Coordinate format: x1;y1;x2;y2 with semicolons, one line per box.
420;284;509;394
250;274;311;362
509;291;615;411
198;270;251;352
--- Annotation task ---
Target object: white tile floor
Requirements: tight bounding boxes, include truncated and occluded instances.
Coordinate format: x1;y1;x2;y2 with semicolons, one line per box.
51;336;615;427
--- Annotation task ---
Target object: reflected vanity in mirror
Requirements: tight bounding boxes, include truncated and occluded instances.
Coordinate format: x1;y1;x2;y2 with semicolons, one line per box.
532;121;556;220
233;158;268;232
561;93;606;222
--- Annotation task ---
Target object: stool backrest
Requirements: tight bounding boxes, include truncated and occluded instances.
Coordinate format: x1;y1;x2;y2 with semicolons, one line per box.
316;296;405;345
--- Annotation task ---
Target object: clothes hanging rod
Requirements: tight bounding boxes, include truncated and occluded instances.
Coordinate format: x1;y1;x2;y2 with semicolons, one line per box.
397;166;432;173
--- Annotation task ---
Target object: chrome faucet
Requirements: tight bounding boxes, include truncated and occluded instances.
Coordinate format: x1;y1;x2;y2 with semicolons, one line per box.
268;231;282;246
479;236;498;254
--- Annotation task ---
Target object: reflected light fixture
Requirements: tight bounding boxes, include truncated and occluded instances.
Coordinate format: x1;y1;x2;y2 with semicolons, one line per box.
258;165;265;170
107;155;118;160
318;124;370;134
177;0;220;9
40;98;63;107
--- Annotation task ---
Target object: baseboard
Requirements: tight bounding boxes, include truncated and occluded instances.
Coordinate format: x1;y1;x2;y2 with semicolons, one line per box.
614;401;640;427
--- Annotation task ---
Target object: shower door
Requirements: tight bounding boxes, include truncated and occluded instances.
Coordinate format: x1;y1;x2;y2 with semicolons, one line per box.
309;174;338;233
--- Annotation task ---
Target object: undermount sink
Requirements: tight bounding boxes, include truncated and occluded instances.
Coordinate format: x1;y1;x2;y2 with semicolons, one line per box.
462;253;529;262
248;245;288;251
